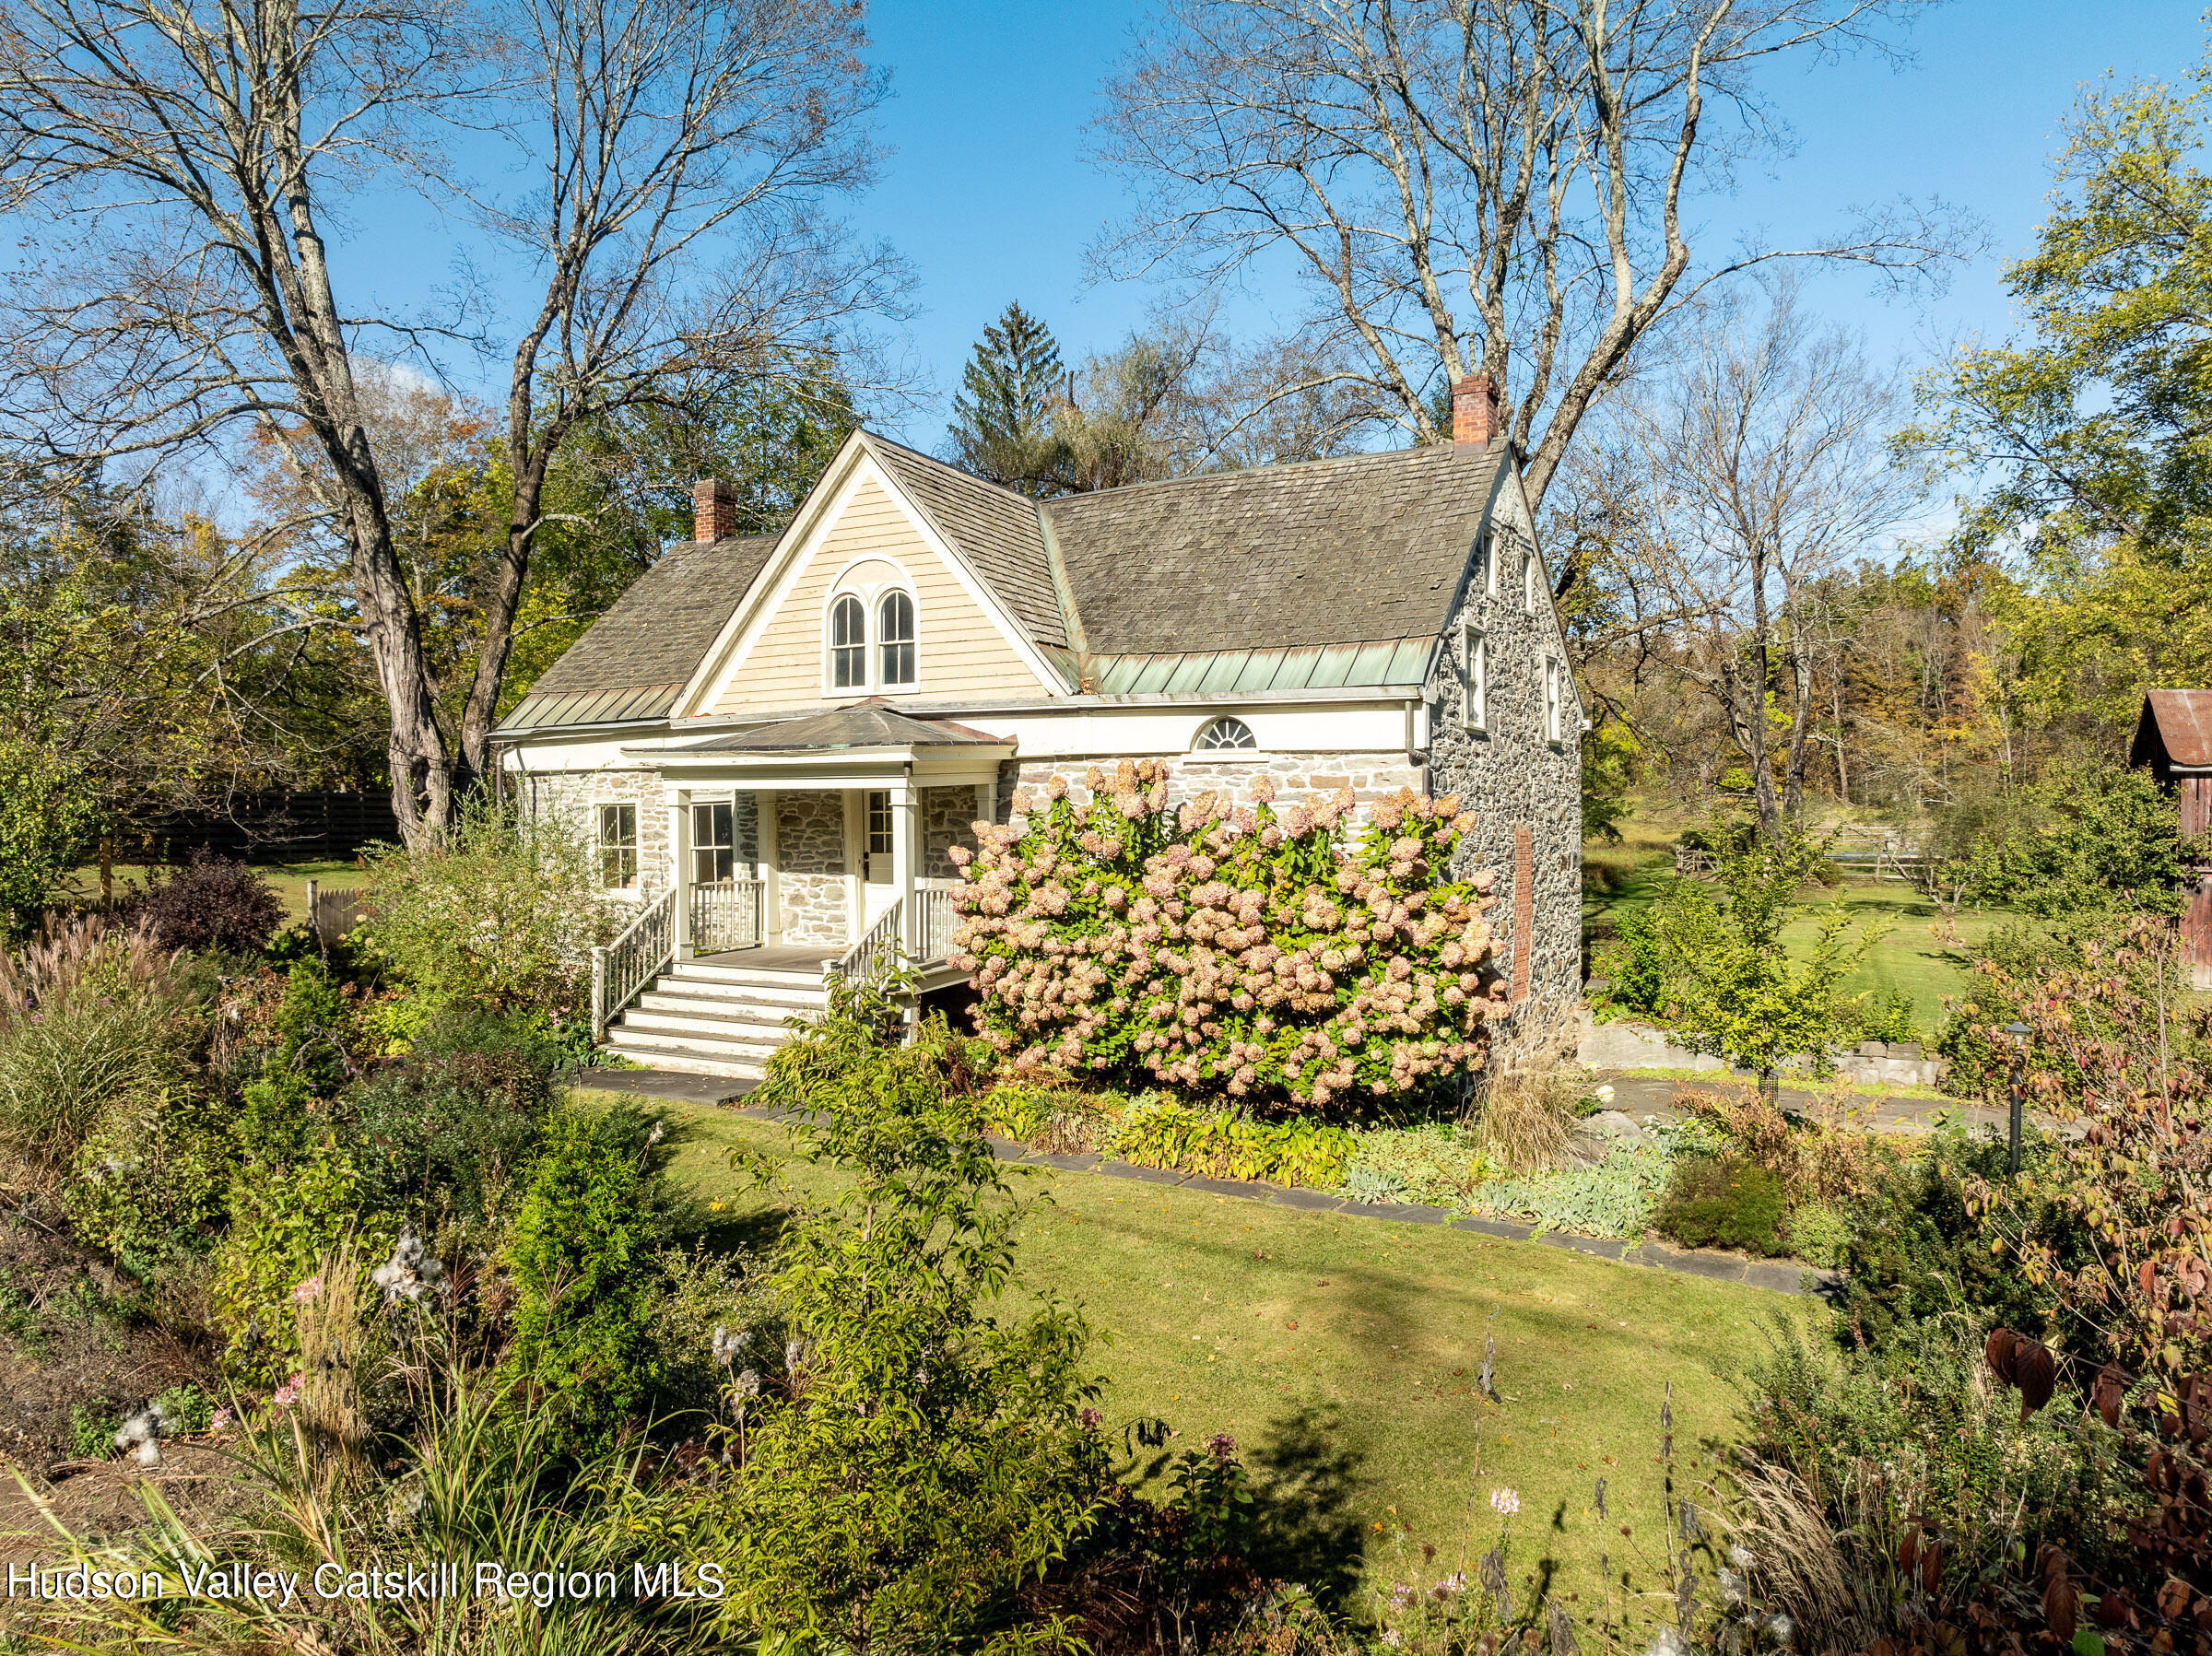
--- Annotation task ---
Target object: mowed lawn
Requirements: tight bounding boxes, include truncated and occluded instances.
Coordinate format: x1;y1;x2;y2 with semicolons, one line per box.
624;1096;1796;1605
1585;833;2028;1032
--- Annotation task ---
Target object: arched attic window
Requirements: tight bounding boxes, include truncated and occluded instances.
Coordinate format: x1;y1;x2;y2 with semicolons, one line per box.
1194;716;1258;751
878;590;916;687
828;594;865;689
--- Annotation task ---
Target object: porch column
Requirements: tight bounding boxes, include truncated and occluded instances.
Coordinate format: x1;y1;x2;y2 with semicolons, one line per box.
891;781;916;957
758;791;782;945
668;787;693;958
973;778;996;830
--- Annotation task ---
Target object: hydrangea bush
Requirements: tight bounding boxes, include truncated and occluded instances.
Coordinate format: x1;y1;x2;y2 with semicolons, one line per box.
948;759;1507;1108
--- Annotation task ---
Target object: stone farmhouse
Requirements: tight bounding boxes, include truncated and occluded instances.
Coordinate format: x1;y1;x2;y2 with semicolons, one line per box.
493;375;1583;1077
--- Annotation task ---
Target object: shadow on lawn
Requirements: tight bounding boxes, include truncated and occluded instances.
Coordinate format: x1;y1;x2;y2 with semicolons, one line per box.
1244;1403;1370;1611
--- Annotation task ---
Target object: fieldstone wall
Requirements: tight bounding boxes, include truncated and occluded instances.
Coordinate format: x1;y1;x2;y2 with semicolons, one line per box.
1424;476;1583;1065
524;767;672;893
775;791;848;947
1010;753;1424;820
922;786;984;879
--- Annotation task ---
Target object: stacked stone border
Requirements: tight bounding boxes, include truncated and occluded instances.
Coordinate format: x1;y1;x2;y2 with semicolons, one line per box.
579;1070;1840;1299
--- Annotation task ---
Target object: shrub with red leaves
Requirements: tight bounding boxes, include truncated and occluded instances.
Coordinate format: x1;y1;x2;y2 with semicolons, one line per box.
136;851;285;956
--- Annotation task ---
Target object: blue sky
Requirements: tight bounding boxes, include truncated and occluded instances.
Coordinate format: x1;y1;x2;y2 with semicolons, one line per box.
842;0;2204;445
280;0;2206;452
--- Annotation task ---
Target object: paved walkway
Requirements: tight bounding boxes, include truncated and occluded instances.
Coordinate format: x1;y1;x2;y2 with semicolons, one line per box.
576;1065;1841;1298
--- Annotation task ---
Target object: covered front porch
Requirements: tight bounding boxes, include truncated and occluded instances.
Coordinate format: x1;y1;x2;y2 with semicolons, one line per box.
588;707;1008;1049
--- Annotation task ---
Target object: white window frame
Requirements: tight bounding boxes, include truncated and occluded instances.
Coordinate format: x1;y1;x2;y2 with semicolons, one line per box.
1192;715;1259;752
821;572;921;698
877;589;916;687
1460;620;1488;733
597;802;640;891
691;799;734;886
1524;548;1539;613
826;593;866;691
1482;534;1498;599
1543;657;1564;746
865;789;894;854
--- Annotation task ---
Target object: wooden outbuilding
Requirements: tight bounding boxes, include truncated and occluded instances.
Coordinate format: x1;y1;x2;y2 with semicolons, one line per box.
2129;688;2212;987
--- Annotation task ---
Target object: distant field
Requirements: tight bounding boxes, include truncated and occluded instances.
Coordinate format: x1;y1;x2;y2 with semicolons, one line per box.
1583;806;2031;1039
63;856;365;925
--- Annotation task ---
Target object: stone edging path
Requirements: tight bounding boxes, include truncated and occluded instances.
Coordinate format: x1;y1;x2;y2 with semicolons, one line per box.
580;1068;1841;1298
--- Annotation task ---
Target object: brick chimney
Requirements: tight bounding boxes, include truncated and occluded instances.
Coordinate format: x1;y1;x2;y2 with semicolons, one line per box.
1452;373;1501;449
692;477;736;544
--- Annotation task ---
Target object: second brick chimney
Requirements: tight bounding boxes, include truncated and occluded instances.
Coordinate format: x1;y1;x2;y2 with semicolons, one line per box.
693;477;736;544
1452;374;1501;448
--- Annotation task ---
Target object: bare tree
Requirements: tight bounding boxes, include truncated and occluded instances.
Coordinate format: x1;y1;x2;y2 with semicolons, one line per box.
1564;280;1911;838
0;0;897;846
1092;0;1971;540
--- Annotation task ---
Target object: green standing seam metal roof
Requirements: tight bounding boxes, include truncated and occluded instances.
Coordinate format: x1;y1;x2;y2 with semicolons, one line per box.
503;434;1500;732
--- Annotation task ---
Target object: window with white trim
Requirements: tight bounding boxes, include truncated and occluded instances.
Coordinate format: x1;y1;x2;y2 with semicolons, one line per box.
828;594;865;689
1460;621;1487;731
1524;548;1539;612
1482;534;1498;598
1194;716;1258;751
1544;657;1564;745
866;790;894;855
598;803;639;889
877;590;916;687
692;800;734;886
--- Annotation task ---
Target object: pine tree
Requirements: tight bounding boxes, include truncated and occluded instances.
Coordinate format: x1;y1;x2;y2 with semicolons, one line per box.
947;302;1071;496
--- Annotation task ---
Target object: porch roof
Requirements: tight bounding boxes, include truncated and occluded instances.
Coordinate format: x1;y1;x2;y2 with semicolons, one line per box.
657;703;1011;756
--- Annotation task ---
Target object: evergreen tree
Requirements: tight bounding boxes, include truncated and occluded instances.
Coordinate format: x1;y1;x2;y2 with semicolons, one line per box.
947;302;1070;496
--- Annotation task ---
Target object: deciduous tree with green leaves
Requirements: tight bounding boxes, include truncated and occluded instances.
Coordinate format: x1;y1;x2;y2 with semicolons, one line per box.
1652;827;1883;1103
1910;43;2212;732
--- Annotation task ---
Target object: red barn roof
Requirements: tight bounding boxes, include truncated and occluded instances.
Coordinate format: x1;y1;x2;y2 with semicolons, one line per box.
2132;689;2212;777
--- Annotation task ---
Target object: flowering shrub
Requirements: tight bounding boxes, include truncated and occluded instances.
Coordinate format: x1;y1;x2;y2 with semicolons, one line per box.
949;760;1506;1108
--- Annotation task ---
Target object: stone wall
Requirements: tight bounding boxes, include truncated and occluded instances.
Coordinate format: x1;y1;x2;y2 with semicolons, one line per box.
921;786;984;879
525;767;673;893
775;791;849;947
1009;754;1424;820
1424;474;1583;1064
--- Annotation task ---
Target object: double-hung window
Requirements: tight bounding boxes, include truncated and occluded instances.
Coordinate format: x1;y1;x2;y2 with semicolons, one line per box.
692;800;734;886
829;595;866;688
877;591;916;687
598;804;639;889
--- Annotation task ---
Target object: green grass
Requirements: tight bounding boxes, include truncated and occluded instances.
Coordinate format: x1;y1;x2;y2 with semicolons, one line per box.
63;857;363;924
618;1094;1797;1605
1582;807;2036;1039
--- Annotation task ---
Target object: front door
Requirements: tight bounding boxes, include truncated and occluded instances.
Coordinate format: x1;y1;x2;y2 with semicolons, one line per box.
862;789;899;929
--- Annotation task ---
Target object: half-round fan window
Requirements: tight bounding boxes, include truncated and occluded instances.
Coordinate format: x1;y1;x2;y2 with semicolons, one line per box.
828;594;865;689
878;590;916;687
1194;716;1258;751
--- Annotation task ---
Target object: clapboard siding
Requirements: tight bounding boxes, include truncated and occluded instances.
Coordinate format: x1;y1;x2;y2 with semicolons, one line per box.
708;476;1047;716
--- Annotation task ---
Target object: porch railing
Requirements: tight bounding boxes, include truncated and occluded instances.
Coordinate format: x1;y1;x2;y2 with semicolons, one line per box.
915;881;957;965
690;879;764;955
831;884;959;984
592;887;675;1041
834;898;902;983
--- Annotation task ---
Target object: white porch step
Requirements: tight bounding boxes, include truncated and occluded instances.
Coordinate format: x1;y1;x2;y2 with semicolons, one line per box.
607;1022;786;1060
601;1044;771;1081
632;988;811;1027
670;960;833;995
618;1005;792;1042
